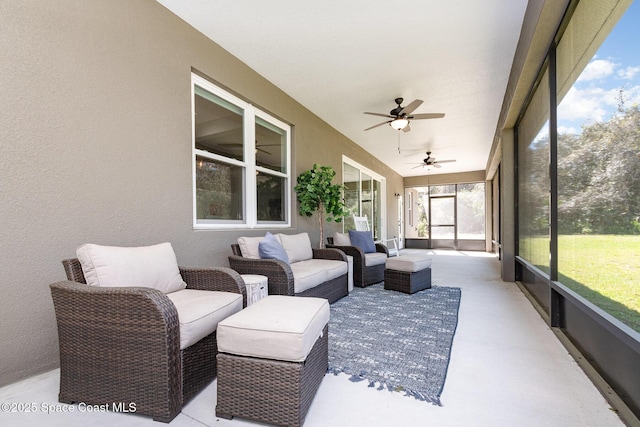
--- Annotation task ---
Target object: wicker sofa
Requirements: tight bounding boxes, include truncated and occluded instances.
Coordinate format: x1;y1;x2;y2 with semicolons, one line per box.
50;243;246;423
228;232;349;303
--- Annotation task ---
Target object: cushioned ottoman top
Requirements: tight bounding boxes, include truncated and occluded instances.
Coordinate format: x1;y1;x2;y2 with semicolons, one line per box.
385;255;432;272
217;295;329;362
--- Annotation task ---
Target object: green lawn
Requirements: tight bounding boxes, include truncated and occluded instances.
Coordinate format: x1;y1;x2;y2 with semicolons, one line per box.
521;235;640;333
558;235;640;333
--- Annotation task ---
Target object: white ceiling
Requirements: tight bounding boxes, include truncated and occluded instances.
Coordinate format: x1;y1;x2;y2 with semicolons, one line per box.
157;0;528;177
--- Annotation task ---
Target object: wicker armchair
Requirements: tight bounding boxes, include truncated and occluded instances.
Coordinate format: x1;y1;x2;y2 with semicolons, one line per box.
229;244;349;303
326;237;389;287
50;258;246;423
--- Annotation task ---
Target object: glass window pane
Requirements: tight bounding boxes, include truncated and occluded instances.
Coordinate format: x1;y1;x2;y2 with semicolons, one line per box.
256;116;287;173
195;156;244;221
361;173;373;232
430;185;455;196
373;179;382;241
431;197;454;225
557;1;640;332
432;226;455;239
256;173;286;223
194;86;244;162
457;183;486;240
343;162;360;230
416;189;429;238
518;67;550;274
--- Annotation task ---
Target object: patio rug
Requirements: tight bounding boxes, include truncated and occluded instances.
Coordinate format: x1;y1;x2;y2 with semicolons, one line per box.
327;283;461;406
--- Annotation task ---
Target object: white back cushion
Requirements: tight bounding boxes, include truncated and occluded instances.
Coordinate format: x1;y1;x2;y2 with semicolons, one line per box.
76;242;186;294
333;232;351;246
237;236;263;259
278;232;313;263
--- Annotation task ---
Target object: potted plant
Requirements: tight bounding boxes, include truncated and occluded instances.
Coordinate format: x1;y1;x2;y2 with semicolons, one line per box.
294;164;346;248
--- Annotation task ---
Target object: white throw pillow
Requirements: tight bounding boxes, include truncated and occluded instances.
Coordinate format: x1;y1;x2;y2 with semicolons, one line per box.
333;232;351;246
76;242;187;294
277;232;313;263
236;236;263;259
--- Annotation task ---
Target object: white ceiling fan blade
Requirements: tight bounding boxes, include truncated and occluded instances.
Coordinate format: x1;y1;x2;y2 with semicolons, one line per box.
409;113;445;119
364;112;393;118
436;159;456;163
402;123;411;133
400;99;423;115
401;149;428;156
364;120;390;131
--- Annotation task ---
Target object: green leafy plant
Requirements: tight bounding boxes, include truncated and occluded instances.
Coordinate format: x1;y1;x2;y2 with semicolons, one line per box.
294;164;346;248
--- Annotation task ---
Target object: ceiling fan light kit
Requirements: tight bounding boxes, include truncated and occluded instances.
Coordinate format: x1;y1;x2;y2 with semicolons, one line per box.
389;118;409;130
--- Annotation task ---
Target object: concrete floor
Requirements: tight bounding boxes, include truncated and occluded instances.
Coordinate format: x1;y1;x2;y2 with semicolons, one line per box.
0;250;624;426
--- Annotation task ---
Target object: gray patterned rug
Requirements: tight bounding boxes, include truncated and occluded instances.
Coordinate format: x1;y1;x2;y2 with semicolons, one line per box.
327;283;461;405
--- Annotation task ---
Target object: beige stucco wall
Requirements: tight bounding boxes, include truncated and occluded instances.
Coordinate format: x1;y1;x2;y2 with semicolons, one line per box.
0;0;402;386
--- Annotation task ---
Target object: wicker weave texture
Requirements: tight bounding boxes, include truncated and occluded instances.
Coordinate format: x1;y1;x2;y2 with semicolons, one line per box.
216;325;328;427
51;259;245;422
384;267;432;294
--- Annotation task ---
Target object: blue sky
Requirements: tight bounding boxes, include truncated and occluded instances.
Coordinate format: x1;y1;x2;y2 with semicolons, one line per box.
557;1;640;134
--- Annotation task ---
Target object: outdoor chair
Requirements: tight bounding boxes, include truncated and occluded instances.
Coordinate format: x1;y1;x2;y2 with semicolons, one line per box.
353;215;400;256
327;229;389;288
49;243;246;423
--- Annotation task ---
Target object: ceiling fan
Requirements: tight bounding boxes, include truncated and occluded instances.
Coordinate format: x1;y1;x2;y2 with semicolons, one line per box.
364;98;445;132
219;141;280;155
411;151;456;169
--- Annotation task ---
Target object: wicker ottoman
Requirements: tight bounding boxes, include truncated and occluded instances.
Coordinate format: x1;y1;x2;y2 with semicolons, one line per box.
215;295;329;427
384;255;432;294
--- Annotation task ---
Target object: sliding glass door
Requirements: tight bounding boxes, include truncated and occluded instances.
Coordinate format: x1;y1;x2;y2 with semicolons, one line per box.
405;183;485;250
342;158;385;241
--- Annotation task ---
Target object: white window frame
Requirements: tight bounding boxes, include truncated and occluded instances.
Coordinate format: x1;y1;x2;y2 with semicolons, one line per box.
192;74;291;229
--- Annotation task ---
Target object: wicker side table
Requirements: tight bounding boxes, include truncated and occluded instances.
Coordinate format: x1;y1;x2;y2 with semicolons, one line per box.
240;274;268;305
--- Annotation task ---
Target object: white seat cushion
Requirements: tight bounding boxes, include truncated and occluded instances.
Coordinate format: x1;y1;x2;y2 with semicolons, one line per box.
76;242;186;294
309;259;348;281
385;255;432;272
166;289;243;350
289;260;328;294
217;296;330;362
364;252;387;267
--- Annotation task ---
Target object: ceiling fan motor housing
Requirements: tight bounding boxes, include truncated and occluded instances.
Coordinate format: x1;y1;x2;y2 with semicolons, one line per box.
390;98;404;116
